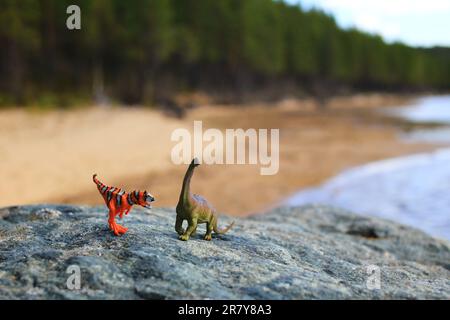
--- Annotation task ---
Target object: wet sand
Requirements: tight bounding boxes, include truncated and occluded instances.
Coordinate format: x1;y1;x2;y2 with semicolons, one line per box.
0;94;435;216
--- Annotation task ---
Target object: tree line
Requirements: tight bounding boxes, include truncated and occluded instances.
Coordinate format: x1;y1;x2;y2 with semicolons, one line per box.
0;0;449;106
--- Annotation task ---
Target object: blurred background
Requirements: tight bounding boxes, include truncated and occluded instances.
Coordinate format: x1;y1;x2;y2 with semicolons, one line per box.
0;0;449;238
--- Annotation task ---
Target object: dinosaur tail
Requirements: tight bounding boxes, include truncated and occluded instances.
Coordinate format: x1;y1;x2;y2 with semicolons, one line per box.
93;174;106;190
213;220;235;235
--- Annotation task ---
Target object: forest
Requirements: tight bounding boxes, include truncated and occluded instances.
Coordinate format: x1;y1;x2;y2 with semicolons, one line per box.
0;0;449;106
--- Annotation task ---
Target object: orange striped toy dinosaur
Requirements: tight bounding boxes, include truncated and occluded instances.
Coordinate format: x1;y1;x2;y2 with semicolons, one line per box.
93;174;155;236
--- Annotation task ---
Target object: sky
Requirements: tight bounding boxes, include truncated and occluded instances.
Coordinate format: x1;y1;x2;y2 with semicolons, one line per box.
286;0;450;47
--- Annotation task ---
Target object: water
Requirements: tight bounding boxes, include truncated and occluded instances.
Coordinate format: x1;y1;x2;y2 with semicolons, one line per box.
400;128;450;144
388;95;450;144
286;95;450;240
386;95;450;124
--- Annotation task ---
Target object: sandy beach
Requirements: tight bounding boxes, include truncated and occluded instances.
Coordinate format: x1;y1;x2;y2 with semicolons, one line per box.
0;94;435;216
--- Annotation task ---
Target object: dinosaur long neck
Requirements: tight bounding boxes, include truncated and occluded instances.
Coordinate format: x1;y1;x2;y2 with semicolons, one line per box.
180;165;195;205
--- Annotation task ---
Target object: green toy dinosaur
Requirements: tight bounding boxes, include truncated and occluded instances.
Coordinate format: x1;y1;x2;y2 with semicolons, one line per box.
175;158;235;241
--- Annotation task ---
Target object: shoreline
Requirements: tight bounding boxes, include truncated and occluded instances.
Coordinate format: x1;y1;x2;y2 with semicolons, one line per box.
285;147;450;240
283;94;450;240
0;93;439;215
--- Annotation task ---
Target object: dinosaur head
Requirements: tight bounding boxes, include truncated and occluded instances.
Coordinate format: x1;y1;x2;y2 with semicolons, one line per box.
135;190;155;209
190;157;200;168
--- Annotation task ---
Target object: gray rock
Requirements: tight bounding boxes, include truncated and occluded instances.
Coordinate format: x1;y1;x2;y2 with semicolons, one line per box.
0;204;448;299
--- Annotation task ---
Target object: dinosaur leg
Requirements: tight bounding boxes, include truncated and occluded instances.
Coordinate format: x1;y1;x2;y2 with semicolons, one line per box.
115;222;128;235
191;225;198;236
108;210;128;236
204;219;214;241
115;207;128;234
179;218;197;241
119;207;131;220
175;215;185;235
108;210;120;236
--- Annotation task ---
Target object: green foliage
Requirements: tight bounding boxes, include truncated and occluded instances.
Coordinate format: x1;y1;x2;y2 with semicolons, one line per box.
0;0;41;50
0;0;448;105
240;0;285;74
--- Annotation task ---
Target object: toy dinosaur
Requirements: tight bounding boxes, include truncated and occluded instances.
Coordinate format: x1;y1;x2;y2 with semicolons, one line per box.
175;158;234;241
93;174;155;236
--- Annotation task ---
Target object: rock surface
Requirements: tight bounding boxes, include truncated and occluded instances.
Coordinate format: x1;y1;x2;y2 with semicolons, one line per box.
0;204;448;299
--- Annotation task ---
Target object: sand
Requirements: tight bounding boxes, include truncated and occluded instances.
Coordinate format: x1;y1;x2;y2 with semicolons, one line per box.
0;94;434;216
